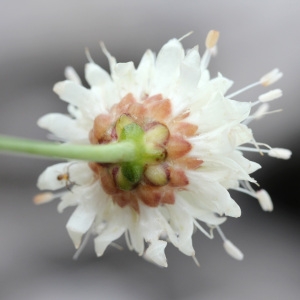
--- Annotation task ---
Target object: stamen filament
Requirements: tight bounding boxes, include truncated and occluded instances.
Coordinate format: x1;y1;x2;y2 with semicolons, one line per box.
0;135;136;163
226;81;260;98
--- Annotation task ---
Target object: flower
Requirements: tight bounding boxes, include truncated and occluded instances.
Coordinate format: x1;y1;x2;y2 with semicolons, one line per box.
34;30;291;267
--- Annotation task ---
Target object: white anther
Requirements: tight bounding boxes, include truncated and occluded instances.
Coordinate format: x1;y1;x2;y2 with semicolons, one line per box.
260;68;283;86
259;89;282;102
223;240;244;260
255;189;273;211
268;148;292;160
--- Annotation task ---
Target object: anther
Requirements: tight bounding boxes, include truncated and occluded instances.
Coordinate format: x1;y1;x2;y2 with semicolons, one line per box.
223;240;244;260
258;89;282;102
255;189;273;211
205;30;220;49
268;148;292;160
260;68;283;86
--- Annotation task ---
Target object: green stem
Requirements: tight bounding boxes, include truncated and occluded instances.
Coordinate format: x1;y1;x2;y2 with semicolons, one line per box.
0;135;136;163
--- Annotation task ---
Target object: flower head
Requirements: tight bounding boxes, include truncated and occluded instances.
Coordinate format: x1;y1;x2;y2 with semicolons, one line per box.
35;30;291;267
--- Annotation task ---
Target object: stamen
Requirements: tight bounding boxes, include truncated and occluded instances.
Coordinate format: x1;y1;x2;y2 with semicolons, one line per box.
255;189;273;212
125;230;133;250
268;148;292;159
258;89;283;102
233;186;256;198
193;220;213;239
216;226;243;260
33;192;64;205
260;68;283;86
223;240;244;260
226;82;260;99
85;47;95;63
33;192;54;205
64;66;82;85
205;30;220;49
192;255;200;267
73;226;93;260
227;69;283;99
178;31;194;42
200;30;220;71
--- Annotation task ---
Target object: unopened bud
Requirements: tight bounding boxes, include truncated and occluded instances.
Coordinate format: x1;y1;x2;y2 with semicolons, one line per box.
205;30;220;49
259;89;282;102
260;68;283;86
268;148;292;160
223;240;244;260
256;189;273;211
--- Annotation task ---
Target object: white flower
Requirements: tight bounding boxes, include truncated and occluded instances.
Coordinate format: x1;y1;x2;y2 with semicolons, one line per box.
35;30;291;267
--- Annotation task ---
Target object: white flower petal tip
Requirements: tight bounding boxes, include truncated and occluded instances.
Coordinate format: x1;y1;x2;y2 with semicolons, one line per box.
64;66;82;85
33;192;54;205
225;202;241;218
223;240;244;261
256;189;273;212
268;148;292;160
143;241;168;268
259;89;283;102
53;81;65;95
260;68;283;86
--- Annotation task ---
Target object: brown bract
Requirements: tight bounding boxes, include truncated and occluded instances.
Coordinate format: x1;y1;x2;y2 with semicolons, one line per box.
88;93;203;211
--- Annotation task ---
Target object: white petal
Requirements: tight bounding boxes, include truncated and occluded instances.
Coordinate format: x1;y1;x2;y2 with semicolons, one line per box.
167;202;195;255
211;73;233;95
64;66;82;85
94;223;125;256
186;171;241;218
85;62;112;87
57;191;78;213
113;62;136;97
151;39;184;94
37;162;71;190
136;50;155;96
66;204;96;249
144;240;168;267
53;80;91;108
37;113;87;141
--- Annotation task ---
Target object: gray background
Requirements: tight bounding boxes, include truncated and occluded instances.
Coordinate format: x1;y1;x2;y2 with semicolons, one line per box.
0;1;299;299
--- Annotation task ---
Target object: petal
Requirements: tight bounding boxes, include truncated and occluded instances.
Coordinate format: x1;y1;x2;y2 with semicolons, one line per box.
85;62;111;87
144;240;168;267
66;204;96;249
37;162;71;190
136;50;155;95
151;39;184;94
53;80;91;108
210;73;234;95
113;62;136;97
186;171;241;218
94;222;125;256
37;113;88;141
167;202;195;256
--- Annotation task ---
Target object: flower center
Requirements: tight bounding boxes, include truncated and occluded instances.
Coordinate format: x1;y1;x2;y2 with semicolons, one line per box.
89;93;203;210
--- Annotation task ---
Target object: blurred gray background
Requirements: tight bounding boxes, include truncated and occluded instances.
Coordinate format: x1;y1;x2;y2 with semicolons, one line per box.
0;0;299;299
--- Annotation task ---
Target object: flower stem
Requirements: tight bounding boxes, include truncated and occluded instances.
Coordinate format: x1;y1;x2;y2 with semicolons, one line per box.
0;135;136;163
